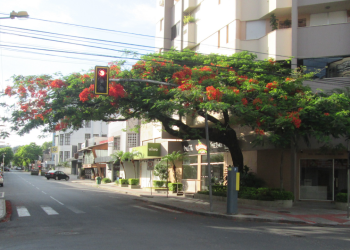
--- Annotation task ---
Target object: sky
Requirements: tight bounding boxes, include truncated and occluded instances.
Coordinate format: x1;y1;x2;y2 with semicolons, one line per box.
0;0;157;148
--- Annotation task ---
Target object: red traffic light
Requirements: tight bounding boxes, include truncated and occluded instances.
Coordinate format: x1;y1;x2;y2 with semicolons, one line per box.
99;69;106;77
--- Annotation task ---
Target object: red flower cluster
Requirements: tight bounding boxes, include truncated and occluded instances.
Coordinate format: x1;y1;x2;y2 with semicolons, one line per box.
109;83;125;99
50;79;66;89
228;86;239;94
286;111;301;128
17;85;27;97
178;83;193;91
5;86;13;96
268;58;276;65
54;121;68;131
206;86;222;102
324;113;329;116
236;75;248;85
172;66;192;85
79;85;96;103
255;128;265;135
241;98;248;106
266;81;278;91
159;85;169;95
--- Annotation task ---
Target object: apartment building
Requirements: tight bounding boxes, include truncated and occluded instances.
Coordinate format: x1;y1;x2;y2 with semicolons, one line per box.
54;120;108;174
155;0;350;201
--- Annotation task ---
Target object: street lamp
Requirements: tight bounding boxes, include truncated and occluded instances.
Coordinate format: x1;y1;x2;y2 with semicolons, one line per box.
0;11;29;19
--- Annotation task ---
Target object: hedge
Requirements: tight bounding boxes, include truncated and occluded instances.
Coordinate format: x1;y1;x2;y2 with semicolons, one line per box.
153;180;168;188
120;179;129;185
168;183;182;192
102;178;111;184
128;178;139;185
336;193;348;203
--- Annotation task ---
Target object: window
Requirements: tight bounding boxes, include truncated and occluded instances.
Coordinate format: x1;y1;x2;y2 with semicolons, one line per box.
85;120;91;128
64;133;70;145
183;156;198;179
64;151;70;161
127;133;137;148
93;134;99;138
298;18;306;27
310;11;347;26
171;22;180;40
114;137;120;150
246;20;266;40
160;19;163;31
85;134;91;140
59;151;63;162
102;134;107;137
59;134;64;146
78;143;82;150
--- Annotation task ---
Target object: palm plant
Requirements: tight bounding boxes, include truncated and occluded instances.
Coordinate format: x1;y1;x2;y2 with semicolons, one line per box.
161;151;186;183
124;150;142;178
110;151;128;179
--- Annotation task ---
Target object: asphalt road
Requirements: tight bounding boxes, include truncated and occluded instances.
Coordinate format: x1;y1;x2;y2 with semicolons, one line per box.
1;171;350;250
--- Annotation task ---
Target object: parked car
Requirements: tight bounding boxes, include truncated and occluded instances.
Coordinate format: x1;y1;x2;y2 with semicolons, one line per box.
45;170;70;181
4;167;10;172
0;174;3;187
16;167;22;170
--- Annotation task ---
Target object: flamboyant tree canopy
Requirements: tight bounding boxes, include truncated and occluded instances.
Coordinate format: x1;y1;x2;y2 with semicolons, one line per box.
2;50;350;170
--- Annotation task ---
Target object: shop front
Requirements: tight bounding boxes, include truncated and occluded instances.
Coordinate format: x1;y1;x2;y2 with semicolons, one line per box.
83;163;106;179
182;140;227;192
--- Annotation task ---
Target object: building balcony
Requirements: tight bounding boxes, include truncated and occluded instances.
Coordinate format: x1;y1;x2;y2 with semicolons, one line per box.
183;0;199;13
240;0;292;21
239;28;292;61
183;22;196;49
297;22;350;59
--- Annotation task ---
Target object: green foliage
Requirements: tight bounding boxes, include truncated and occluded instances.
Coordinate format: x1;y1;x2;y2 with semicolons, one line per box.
211;185;227;193
153;180;168;188
238;187;294;201
41;141;52;151
115;179;119;184
335;193;348;203
162;151;186;183
102;178;111;184
168;183;182;191
0;147;14;166
240;165;265;188
183;15;196;24
14;143;42;168
270;14;278;30
120;179;128;185
128;178;139;185
153;163;168;181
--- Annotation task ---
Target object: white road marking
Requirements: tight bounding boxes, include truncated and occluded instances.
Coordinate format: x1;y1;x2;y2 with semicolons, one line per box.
66;206;85;214
16;206;30;217
133;205;158;212
42;191;47;194
148;205;182;213
36;187;40;190
41;206;59;215
50;196;64;205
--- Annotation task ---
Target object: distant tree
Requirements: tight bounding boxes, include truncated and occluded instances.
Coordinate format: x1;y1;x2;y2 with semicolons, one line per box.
0;147;14;166
153;162;168;181
14;143;42;170
41;141;52;151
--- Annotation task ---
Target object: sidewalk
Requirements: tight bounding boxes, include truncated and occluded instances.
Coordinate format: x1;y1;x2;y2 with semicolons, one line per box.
1;179;349;226
71;179;350;226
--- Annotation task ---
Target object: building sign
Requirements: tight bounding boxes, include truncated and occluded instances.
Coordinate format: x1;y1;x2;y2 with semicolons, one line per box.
147;160;154;170
147;143;161;157
182;140;227;154
51;146;58;154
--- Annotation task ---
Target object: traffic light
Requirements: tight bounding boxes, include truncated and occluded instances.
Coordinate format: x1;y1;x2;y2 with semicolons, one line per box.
94;66;109;95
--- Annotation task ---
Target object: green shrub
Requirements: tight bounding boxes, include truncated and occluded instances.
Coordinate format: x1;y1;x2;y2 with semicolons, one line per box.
270;190;294;201
211;185;227;193
115;179;119;184
128;178;139;185
168;183;182;192
336;193;348;203
120;179;129;185
102;178;111;184
153;180;167;188
183;15;196;24
238;187;293;201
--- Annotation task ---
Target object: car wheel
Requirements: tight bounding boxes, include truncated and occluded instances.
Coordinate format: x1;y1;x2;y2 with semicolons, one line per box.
55;176;58;180
65;176;69;181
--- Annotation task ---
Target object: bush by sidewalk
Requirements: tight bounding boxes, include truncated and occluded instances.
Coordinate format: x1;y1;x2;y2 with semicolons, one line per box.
128;178;139;185
198;187;294;201
102;178;111;184
335;192;348;203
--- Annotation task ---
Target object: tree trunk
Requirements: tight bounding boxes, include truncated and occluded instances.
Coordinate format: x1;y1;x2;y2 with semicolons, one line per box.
173;164;177;183
131;160;136;178
120;161;126;179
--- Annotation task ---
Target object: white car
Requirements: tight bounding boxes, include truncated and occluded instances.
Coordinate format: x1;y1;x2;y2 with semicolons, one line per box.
0;174;3;187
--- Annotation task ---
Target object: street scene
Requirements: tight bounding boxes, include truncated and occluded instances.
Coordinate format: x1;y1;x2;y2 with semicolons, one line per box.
1;0;350;249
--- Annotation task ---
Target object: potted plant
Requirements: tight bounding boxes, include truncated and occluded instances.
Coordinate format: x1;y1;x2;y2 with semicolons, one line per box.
120;179;129;187
183;15;197;24
128;178;140;189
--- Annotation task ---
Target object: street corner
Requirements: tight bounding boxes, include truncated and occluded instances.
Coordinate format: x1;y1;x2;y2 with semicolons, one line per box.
0;200;12;223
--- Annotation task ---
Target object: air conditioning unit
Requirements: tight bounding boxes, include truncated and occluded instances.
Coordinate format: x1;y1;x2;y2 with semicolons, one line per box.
159;0;165;6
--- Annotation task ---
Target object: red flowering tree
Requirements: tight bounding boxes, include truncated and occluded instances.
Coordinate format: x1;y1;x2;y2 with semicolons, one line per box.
2;51;350;172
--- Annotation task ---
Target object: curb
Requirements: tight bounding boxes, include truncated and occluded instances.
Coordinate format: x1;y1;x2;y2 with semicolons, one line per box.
135;198;310;225
0;199;6;221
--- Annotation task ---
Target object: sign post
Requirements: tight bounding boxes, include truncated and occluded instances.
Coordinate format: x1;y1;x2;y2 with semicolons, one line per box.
147;160;154;195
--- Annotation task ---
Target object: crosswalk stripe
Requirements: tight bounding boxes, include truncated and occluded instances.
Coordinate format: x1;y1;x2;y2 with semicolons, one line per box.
148;205;182;213
41;206;59;215
66;205;85;214
133;205;158;212
16;206;30;217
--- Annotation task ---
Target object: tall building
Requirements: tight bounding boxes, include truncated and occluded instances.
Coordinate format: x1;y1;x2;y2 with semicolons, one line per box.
155;0;350;201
